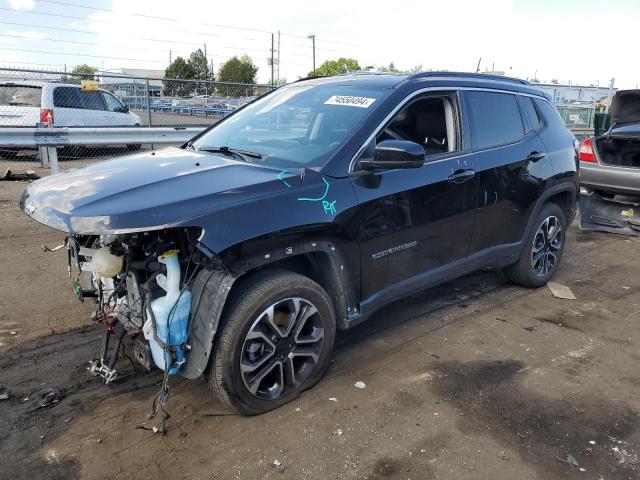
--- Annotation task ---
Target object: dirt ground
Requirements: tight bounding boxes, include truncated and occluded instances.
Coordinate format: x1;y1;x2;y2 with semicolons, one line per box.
1;180;640;480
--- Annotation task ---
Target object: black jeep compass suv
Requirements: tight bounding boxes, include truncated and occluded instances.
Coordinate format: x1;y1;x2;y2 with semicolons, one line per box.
21;72;579;414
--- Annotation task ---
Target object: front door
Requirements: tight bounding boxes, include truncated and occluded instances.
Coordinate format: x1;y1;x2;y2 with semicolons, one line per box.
350;93;478;313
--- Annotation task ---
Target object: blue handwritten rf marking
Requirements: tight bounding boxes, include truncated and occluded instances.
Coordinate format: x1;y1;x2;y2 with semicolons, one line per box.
322;200;337;215
297;177;337;216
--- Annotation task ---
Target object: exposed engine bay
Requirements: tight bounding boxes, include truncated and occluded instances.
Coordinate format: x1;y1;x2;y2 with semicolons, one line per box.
55;228;204;385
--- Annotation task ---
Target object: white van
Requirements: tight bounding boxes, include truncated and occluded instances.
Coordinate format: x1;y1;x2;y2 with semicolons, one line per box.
0;81;141;128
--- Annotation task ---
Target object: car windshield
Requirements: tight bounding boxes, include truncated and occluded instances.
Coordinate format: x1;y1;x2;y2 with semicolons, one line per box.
191;84;390;169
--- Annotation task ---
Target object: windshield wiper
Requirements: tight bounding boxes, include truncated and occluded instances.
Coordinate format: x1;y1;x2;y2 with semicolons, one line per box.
197;146;262;161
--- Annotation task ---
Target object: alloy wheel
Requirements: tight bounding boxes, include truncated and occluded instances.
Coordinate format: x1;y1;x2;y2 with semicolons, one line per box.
531;215;562;278
240;297;325;400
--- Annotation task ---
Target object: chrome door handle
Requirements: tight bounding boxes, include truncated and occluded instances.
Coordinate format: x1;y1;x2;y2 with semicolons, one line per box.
448;169;476;183
526;151;546;162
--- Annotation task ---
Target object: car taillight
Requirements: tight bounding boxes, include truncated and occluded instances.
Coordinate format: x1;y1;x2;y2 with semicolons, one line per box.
39;108;54;127
579;138;596;163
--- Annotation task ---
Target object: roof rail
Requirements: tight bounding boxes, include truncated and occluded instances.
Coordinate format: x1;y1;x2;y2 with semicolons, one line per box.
408;71;530;85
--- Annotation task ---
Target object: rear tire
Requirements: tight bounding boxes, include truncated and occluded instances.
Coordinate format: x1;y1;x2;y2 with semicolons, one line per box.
504;202;567;288
207;270;336;415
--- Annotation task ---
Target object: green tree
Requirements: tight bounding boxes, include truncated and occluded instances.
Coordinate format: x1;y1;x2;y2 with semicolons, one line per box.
61;64;97;83
188;48;214;94
189;49;212;80
378;62;422;74
217;55;258;96
378;62;400;73
308;57;360;77
163;56;196;96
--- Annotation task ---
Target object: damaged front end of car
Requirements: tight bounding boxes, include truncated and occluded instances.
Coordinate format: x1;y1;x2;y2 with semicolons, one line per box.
58;228;215;383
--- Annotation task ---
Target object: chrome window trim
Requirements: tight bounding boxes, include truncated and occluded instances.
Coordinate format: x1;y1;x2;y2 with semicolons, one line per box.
348;86;552;173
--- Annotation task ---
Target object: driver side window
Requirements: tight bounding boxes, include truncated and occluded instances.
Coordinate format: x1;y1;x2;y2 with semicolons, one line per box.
377;95;458;158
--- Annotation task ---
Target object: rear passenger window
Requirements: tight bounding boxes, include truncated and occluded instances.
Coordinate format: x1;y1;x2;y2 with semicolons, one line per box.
0;85;41;107
53;87;82;109
521;97;541;132
80;91;106;111
465;91;524;150
533;98;567;131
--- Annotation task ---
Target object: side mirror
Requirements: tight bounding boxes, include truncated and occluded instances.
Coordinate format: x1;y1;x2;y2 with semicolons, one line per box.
121;105;130;113
359;140;425;171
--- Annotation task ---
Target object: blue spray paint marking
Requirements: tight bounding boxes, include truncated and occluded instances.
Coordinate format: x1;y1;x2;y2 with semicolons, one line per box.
322;200;337;215
277;169;292;188
297;177;337;215
297;177;330;201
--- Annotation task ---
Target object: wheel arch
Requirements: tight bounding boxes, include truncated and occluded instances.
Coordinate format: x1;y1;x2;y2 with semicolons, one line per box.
521;182;577;248
225;239;357;330
181;236;358;380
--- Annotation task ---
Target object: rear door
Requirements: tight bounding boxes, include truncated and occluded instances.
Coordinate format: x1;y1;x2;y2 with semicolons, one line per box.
0;84;42;126
462;91;552;267
79;90;109;126
52;86;85;126
351;92;479;311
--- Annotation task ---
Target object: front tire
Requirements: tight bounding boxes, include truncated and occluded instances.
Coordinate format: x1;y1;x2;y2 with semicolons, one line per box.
504;202;567;288
207;271;336;415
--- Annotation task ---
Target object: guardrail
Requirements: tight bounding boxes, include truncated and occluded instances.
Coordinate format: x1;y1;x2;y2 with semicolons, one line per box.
0;126;206;174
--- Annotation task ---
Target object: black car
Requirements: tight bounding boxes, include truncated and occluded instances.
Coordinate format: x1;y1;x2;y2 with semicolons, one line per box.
20;72;579;415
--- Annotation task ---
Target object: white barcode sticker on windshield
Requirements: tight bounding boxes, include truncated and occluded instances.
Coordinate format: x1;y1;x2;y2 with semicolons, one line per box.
324;95;376;108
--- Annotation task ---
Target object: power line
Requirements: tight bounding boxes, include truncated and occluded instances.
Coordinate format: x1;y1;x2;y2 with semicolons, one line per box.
0;7;259;40
0;46;312;68
0;46;248;63
0;59;67;68
0;19;339;55
0;33;279;56
0;23;320;62
34;0;274;35
0;20;202;47
21;0;360;48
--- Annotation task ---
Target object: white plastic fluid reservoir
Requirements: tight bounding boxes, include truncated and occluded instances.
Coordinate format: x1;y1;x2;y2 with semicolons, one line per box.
143;250;191;374
81;246;123;277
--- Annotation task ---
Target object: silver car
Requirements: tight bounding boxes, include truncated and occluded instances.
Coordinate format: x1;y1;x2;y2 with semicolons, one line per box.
579;90;640;197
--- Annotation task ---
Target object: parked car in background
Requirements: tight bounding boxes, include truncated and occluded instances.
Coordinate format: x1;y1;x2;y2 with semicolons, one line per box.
0;81;141;128
579;90;640;197
20;72;578;415
0;81;142;157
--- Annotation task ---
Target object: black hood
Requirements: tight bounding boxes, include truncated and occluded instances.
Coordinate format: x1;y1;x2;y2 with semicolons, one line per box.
19;147;291;234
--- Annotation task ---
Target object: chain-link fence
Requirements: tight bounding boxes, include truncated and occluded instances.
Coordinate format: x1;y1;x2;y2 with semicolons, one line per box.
0;67;276;177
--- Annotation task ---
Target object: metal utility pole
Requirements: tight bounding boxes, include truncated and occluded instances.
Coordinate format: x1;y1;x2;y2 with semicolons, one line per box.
604;77;615;114
270;33;275;85
308;34;316;75
277;30;281;84
169;49;172;65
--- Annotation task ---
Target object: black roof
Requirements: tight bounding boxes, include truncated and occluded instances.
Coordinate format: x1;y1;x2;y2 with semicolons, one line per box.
296;71;547;98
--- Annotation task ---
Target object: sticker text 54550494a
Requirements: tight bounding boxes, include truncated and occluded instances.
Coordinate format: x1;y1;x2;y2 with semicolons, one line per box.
324;95;376;108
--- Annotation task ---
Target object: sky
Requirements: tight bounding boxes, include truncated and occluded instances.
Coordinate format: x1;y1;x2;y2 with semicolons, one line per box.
0;0;638;88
